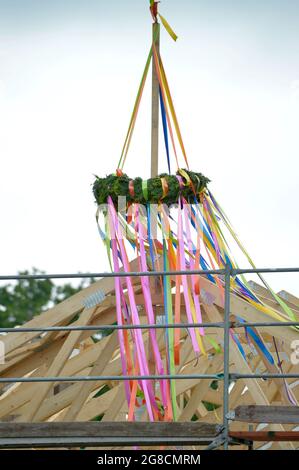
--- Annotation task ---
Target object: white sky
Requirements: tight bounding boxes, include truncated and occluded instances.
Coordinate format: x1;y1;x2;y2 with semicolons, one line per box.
0;1;298;294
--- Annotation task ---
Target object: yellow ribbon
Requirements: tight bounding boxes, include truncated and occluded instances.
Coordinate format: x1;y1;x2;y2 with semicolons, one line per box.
158;13;178;41
160;61;189;169
149;1;178;41
178;169;191;185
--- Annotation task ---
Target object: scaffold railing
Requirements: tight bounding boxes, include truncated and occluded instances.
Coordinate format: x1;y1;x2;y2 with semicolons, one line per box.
0;265;299;450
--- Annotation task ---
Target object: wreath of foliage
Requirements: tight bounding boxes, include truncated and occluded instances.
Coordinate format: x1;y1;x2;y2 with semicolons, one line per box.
93;170;210;208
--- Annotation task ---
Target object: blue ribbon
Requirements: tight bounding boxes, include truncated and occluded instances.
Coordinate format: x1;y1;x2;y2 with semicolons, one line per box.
147;203;156;270
159;86;171;174
237;317;275;365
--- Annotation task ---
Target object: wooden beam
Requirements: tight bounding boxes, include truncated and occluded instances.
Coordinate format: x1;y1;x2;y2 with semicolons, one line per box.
19;306;97;422
13;330;166;422
230;430;299;442
63;332;118;421
149;20;160;382
232;405;299;424
151;21;160;178
1;258;141;356
0;422;222;449
199;276;299;344
0;335;114;419
101;386;126;422
178;355;223;422
278;290;299;308
0;306;139;382
203;304;296;450
249;281;299;316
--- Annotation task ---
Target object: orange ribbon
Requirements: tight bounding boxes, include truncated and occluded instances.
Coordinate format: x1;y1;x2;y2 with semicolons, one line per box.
160;177;169;199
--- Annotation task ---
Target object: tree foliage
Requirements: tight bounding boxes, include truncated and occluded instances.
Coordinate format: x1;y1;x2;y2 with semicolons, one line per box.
0;268;94;328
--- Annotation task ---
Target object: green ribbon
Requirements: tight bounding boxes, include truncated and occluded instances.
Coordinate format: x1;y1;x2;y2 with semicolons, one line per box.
142;180;148;201
163;238;177;420
117;27;160;170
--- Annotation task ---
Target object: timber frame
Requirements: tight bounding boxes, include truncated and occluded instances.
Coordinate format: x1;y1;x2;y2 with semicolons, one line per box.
0;263;299;450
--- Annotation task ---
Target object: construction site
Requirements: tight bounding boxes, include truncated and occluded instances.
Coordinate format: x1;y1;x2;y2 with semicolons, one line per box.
0;0;298;454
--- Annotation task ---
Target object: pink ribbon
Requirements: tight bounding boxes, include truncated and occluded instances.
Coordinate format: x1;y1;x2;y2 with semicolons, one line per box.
136;206;168;407
177;197;200;354
108;197;157;420
182;199;205;337
107;202;132;408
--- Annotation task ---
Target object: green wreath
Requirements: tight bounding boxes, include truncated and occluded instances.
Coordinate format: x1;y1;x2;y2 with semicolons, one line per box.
93;169;210;208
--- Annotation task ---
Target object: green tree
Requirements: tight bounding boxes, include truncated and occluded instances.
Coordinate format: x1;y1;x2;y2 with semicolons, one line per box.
0;268;94;328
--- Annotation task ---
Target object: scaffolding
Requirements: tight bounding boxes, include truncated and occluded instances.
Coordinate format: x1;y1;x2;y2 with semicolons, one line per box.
0;266;299;450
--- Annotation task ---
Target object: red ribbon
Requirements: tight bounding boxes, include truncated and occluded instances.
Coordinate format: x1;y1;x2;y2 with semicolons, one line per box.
129;179;135;198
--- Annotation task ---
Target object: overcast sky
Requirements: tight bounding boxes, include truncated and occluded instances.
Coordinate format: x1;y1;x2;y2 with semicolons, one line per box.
0;0;298;294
